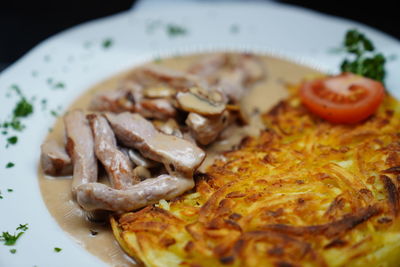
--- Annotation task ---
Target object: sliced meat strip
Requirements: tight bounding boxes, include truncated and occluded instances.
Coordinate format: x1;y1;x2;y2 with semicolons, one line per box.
126;149;158;168
64;110;98;194
76;174;194;212
87;114;140;189
189;53;266;103
89;89;134;113
186;111;231;145
40;139;73;176
128;64;205;91
216;68;247;103
188;53;227;82
105;112;205;177
240;54;265;84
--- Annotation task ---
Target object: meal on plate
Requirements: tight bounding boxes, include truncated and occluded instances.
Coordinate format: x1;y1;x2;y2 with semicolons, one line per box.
39;30;400;266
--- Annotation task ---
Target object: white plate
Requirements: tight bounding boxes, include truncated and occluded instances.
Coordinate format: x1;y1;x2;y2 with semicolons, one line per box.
1;2;399;266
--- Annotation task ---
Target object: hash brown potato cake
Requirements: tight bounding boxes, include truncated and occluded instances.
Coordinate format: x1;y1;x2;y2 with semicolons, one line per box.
112;84;400;267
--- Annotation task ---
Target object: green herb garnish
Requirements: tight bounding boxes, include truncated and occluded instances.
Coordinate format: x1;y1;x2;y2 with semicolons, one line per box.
102;38;113;49
7;189;13;192
340;29;386;83
54;247;62;252
7;136;18;146
0;231;24;246
16;224;28;231
1;85;33;143
10;85;22;97
9;118;25;131
53;82;65;89
166;24;187;37
230;24;239;34
6;162;14;168
10;248;17;254
13;98;33;118
50;110;59;117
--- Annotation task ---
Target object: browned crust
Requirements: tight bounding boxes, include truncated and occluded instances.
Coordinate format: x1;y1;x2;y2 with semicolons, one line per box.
260;205;381;238
380;175;400;217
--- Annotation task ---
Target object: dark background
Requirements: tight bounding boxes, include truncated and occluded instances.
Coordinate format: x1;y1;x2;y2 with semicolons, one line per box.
0;0;398;71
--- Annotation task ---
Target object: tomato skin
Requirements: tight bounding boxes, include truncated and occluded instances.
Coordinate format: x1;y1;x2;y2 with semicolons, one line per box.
299;73;385;124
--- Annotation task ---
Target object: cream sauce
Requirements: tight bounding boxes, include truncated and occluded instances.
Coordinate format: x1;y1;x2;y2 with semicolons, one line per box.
38;53;322;266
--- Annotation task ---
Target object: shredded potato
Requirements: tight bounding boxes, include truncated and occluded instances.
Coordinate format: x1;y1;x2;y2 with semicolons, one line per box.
112;85;400;267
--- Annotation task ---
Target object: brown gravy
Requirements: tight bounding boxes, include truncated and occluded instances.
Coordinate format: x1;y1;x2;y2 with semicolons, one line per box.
38;53;322;266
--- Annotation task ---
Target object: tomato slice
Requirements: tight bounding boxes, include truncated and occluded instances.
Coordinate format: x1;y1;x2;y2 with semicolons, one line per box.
299;73;385;124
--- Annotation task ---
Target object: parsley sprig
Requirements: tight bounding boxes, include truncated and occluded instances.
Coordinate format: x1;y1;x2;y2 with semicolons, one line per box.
340;29;386;83
0;223;28;246
0;232;24;246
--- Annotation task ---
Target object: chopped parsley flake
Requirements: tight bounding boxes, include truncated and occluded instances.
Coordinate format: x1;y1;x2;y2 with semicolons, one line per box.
6;162;14;168
53;82;65;89
50;110;59;117
7;136;18;146
41;99;48;111
84;41;92;49
16;224;28;231
10;248;16;254
230;24;239;34
13;98;33;118
9;119;25;131
7;189;13;192
166;24;187;37
388;54;398;61
0;231;24;246
102;38;113;49
10;85;22;97
54;247;62;252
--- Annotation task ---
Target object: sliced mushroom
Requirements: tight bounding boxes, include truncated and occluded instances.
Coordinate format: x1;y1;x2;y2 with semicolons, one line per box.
186;110;231;145
40;139;73;176
143;86;176;99
153;118;183;138
87;114;140;189
76;174;194;212
176;87;226;116
64;110;98;194
105;112;205;177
